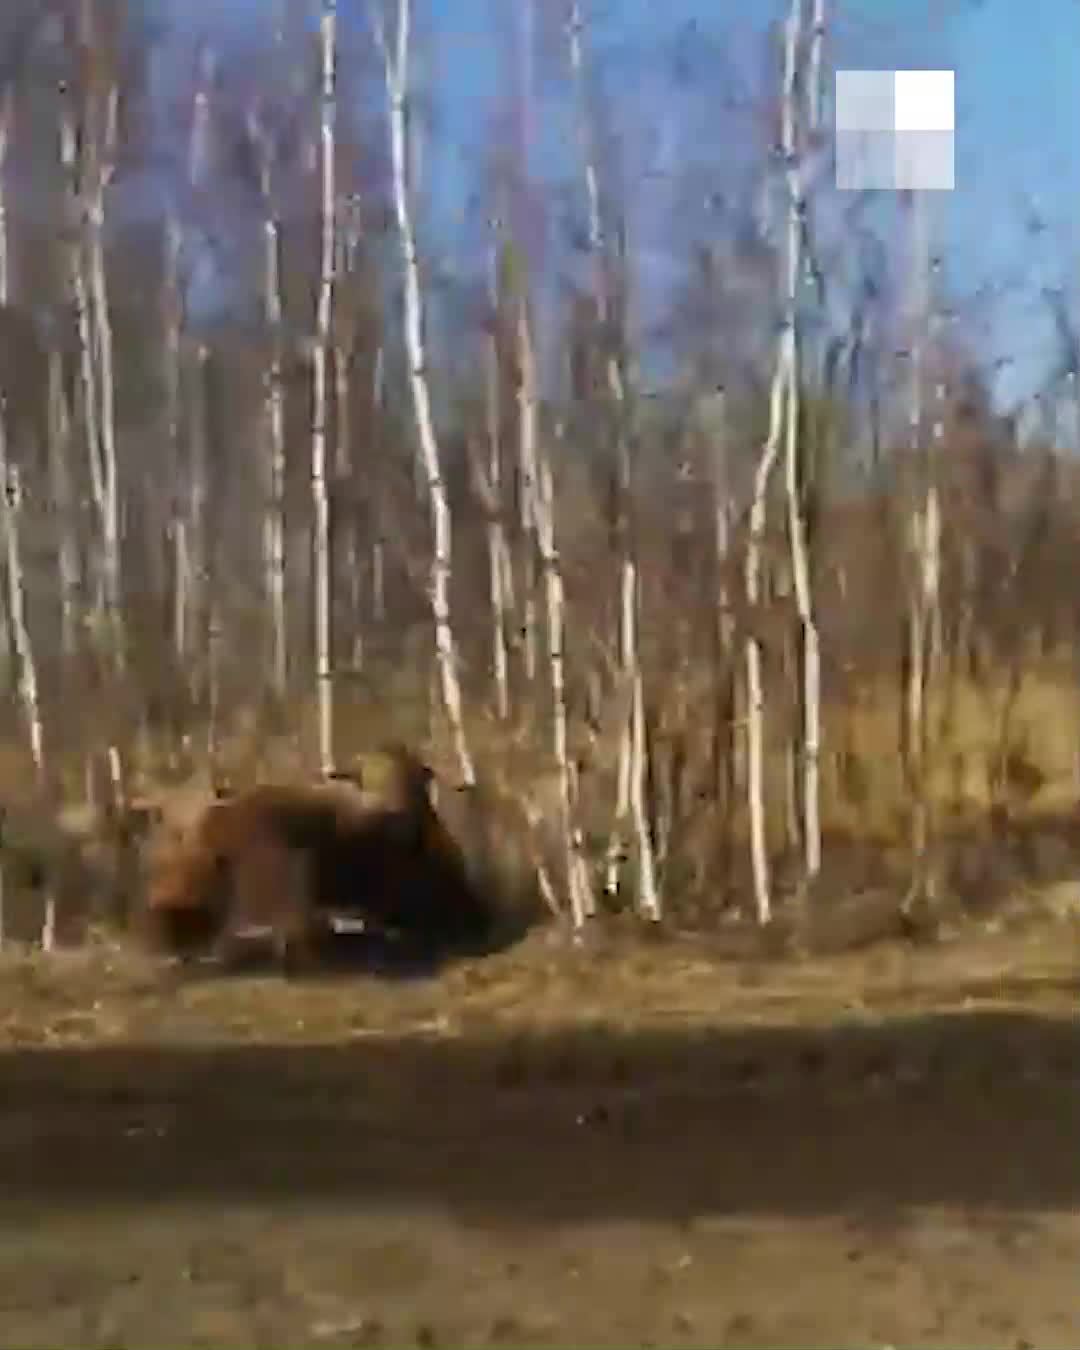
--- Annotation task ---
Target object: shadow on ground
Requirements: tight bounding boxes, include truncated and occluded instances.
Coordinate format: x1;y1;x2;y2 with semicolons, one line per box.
2;1010;1077;1222
168;915;533;983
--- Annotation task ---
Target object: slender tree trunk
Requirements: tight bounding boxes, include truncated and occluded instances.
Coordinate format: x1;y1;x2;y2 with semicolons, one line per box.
568;0;656;917
311;0;338;777
519;501;538;685
189;344;210;704
0;147;41;782
369;345;386;636
745;363;789;927
334;341;362;673
0;89;8;302
61;102;105;616
780;0;821;880
252;121;289;702
376;0;474;785
903;191;941;888
485;239;510;720
206;600;223;776
517;314;592;924
162;216;189;679
626;560;659;919
372;538;385;624
69;11;124;670
47;348;80;662
0;94;11;703
0;451;50;942
86;95;122;671
706;387;737;875
0;108;50;945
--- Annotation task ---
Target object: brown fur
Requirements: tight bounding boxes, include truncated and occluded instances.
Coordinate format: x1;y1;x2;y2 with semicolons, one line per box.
143;745;494;970
145;790;327;970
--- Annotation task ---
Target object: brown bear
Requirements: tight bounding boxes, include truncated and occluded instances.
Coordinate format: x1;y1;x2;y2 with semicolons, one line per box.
143;744;495;972
312;751;496;956
145;785;340;971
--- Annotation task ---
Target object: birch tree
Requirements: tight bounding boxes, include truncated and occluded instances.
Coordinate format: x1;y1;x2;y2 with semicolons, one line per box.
517;311;593;926
903;190;942;890
47;344;80;663
0;89;8;308
743;1;807;925
782;0;822;881
691;382;737;868
165;39;218;699
567;0;658;920
248;91;289;702
69;2;123;670
0;110;48;945
373;0;475;786
484;226;512;720
744;362;788;926
59;87;104;628
162;215;189;671
312;0;337;776
189;342;210;706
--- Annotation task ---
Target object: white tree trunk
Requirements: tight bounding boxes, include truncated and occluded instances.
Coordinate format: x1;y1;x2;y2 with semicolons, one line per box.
334;342;361;671
254;133;288;701
369;347;386;634
485;240;510;720
745;359;790;927
206;601;224;773
311;0;338;777
372;538;385;624
61;104;105;608
626;562;660;921
189;344;210;697
80;74;123;671
376;0;474;785
0;453;49;942
513;301;538;689
60;43;122;669
0;115;50;946
163;216;187;668
904;191;940;875
704;387;737;836
173;512;190;666
604;560;633;897
87;185;121;663
0;180;41;777
47;349;80;661
0;90;9;303
911;479;941;863
568;0;655;916
169;59;212;690
780;0;821;880
0;94;11;699
521;531;538;685
517;308;592;926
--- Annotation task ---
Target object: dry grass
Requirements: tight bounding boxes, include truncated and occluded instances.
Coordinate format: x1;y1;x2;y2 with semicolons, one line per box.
825;660;1080;839
0;658;1077;948
0;891;1073;1054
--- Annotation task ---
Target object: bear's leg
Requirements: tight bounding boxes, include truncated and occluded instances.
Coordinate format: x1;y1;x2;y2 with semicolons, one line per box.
272;847;320;977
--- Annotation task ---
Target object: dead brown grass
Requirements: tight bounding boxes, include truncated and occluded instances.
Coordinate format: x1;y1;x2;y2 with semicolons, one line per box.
824;660;1080;838
0;658;1077;947
0;891;1073;1053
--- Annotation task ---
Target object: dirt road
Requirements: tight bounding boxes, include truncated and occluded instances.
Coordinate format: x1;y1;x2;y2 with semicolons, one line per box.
0;926;1076;1347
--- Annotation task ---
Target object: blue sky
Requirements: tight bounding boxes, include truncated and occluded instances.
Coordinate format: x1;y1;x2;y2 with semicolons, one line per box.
836;0;1080;418
427;0;1080;416
156;0;1080;422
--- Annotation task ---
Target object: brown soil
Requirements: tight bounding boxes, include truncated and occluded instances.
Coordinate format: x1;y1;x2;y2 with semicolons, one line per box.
0;906;1076;1349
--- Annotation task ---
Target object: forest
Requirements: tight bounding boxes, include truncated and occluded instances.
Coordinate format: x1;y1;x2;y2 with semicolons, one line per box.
0;2;1075;1345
